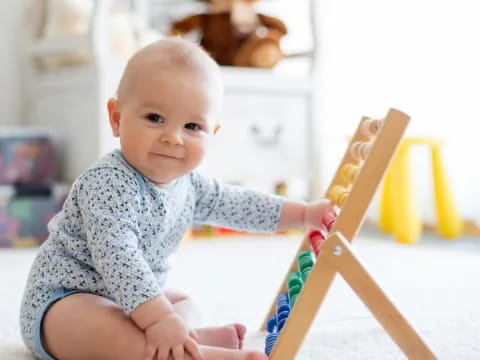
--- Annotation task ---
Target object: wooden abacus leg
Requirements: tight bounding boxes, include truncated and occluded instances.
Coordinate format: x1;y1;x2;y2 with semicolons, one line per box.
269;232;436;360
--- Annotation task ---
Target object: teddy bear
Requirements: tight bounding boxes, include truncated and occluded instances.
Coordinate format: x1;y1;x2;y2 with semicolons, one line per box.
169;0;288;68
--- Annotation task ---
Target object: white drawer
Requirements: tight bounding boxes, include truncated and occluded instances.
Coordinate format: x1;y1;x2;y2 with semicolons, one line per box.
199;93;309;198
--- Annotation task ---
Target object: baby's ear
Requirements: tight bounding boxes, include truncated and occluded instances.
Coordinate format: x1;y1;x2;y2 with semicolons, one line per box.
214;124;221;135
107;98;121;137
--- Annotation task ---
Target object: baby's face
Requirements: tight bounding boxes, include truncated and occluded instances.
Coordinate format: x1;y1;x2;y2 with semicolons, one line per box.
109;65;221;186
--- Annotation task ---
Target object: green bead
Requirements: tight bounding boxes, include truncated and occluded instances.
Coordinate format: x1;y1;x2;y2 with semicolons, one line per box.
301;267;312;282
287;272;302;290
289;293;299;307
289;284;302;297
298;250;313;262
297;251;314;273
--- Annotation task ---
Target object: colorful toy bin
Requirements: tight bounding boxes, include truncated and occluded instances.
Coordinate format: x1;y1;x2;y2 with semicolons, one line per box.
0;129;67;247
0;184;69;248
0;131;59;186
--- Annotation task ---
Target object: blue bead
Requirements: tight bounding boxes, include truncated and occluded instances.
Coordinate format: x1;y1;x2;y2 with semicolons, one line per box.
277;302;290;314
277;318;286;331
264;333;278;355
267;315;277;333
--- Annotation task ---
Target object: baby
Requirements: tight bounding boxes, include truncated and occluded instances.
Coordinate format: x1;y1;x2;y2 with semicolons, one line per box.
20;37;333;360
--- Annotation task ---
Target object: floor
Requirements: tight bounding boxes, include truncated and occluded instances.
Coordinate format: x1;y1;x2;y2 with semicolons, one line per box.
1;229;479;359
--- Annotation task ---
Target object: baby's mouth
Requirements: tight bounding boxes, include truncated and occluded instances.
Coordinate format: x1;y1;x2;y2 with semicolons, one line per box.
151;152;181;159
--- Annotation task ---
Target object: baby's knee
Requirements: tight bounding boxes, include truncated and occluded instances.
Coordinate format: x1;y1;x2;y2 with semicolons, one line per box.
106;313;148;360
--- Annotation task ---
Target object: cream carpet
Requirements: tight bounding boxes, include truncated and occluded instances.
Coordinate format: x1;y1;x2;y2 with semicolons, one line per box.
1;231;479;359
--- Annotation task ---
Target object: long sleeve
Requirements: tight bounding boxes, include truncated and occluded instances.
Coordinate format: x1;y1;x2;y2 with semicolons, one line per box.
77;168;162;313
190;172;284;233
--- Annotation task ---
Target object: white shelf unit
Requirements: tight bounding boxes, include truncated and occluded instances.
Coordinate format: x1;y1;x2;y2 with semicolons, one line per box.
22;0;321;199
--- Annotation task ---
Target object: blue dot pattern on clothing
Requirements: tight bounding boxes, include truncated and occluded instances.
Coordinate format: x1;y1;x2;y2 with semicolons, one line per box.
19;149;284;355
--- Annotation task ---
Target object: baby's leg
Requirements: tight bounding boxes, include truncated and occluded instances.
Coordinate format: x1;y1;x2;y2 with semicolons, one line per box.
165;288;246;349
42;292;265;360
42;293;146;360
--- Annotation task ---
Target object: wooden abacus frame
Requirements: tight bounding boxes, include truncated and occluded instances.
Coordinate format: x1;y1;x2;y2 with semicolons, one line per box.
261;109;436;359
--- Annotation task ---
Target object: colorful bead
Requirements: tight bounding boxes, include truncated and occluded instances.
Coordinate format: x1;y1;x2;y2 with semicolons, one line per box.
288;293;300;309
267;315;277;333
301;267;311;282
322;212;337;232
328;185;350;207
288;283;302;297
341;163;360;184
277;292;289;304
308;229;326;256
276;301;290;315
350;141;373;161
298;250;314;272
277;310;290;331
361;118;382;136
277;317;287;332
287;272;303;290
265;332;278;355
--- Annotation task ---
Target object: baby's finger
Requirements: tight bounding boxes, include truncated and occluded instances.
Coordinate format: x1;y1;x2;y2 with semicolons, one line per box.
156;347;170;360
185;337;204;360
144;344;156;360
172;345;184;360
189;329;199;341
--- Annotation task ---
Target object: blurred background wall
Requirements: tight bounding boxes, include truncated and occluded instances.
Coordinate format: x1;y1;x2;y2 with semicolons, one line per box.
1;0;479;225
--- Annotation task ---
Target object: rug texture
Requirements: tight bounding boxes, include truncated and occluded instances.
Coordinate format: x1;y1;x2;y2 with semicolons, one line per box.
1;231;479;359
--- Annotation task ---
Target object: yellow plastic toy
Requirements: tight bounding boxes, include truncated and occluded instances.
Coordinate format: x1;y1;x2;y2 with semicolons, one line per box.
379;137;463;244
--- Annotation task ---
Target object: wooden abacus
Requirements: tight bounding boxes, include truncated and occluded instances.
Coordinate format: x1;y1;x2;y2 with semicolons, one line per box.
261;109;436;359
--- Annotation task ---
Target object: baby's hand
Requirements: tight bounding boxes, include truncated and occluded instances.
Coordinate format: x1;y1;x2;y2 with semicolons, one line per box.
305;198;335;229
144;312;203;360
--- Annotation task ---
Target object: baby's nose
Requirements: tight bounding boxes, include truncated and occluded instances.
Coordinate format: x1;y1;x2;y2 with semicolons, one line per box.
160;131;182;145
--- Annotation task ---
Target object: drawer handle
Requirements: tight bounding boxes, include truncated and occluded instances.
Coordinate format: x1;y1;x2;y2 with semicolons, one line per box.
250;124;282;146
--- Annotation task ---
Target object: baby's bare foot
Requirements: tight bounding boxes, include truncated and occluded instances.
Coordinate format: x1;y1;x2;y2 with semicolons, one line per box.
196;323;247;349
199;345;267;360
233;323;246;349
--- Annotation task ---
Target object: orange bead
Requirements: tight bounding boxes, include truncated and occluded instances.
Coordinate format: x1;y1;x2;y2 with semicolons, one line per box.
361;118;382;136
350;141;372;161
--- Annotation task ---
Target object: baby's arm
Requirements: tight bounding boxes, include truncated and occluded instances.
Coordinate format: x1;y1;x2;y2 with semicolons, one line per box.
131;296;203;360
191;172;333;233
277;198;334;230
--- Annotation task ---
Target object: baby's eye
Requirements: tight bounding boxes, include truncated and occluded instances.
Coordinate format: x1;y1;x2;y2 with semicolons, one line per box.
185;123;202;131
145;113;164;123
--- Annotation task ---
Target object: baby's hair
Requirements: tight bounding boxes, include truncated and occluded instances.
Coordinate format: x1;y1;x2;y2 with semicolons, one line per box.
116;37;223;102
